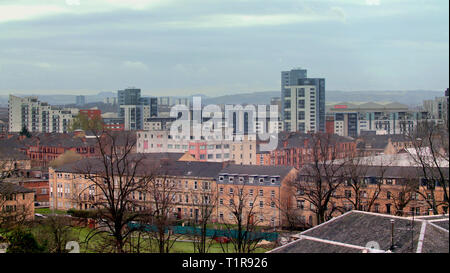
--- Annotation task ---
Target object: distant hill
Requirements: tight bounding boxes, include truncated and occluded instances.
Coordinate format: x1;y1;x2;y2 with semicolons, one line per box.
1;89;445;108
325;90;445;106
203;90;445;107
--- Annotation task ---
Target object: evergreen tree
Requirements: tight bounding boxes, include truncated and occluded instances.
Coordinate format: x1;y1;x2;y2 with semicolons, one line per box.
19;126;32;138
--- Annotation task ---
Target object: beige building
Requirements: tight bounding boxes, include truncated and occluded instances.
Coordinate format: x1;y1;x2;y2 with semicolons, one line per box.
230;135;257;165
0;183;35;225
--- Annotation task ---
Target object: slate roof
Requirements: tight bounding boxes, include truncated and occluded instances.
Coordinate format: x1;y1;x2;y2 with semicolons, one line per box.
269;211;449;253
219;164;294;181
53;155;295;181
356;134;410;150
276;132;354;150
0;182;34;194
53;153;187;174
0;146;29;161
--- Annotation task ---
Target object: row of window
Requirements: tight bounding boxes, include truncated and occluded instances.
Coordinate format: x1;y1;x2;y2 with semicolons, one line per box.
219;187;276;197
218;175;279;184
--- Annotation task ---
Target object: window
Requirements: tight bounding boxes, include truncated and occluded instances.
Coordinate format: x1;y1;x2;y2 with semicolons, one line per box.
345;190;352;198
194;181;198;190
270;178;276;184
249;189;254;196
219;199;223;205
387;191;391;200
271;202;275;208
219;187;224;194
259;190;264;196
219;176;224;181
297;200;305;209
229;199;234;206
271;190;275;197
259;178;264;183
259;201;264;208
229;188;234;194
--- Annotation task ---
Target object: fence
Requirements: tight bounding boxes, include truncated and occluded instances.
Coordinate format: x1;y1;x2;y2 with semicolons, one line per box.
128;223;278;242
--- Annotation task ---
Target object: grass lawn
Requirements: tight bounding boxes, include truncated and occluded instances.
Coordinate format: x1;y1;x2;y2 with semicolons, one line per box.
35;208;67;215
71;227;271;253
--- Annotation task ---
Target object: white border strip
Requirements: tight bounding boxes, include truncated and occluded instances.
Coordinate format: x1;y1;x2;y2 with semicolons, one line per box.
416;222;427;253
355;210;426;221
300;235;385;253
427;221;449;233
407;214;449;220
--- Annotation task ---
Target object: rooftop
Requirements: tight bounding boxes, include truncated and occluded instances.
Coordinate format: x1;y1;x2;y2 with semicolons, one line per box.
269;210;449;253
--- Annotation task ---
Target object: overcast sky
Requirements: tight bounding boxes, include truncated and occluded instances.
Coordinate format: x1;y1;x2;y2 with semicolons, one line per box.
0;0;448;97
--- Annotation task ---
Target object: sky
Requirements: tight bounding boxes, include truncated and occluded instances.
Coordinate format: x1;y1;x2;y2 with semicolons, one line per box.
0;0;448;97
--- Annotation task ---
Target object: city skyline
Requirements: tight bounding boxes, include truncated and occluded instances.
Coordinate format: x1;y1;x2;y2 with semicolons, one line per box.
0;0;448;96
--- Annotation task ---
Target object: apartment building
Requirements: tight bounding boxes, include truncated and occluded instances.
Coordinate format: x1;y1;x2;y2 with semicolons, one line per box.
136;130;232;162
118;88;157;130
48;157;299;228
356;133;414;156
423;96;448;127
281;68;325;133
327;101;429;136
0;182;35;224
216;164;298;227
8;95;76;133
230;135;257;165
296;163;449;226
261;132;356;169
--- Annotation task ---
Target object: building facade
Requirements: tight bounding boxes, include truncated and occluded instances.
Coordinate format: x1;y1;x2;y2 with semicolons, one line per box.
281;69;325;133
9;95;76;133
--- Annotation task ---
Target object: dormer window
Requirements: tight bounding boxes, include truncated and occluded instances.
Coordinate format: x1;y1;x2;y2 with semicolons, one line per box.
239;177;244;183
270;178;276;184
219;176;224;181
259;178;264;183
249;177;254;184
229;177;234;183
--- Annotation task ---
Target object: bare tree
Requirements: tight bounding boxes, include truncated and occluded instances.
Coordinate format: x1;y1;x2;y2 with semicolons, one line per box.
74;130;156;253
340;156;392;213
406;120;449;214
392;177;418;216
271;178;308;231
218;182;264;253
186;181;217;253
0;183;33;231
32;215;77;253
142;171;182;253
293;133;351;225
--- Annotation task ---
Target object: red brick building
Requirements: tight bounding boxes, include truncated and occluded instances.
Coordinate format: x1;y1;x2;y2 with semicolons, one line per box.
79;109;102;120
260;132;356;170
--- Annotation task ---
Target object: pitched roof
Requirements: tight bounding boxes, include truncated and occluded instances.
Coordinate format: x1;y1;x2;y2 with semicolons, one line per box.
0;182;34;194
0;146;29;161
269;211;449;253
219;164;294;181
357;134;410;150
52;153;224;179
